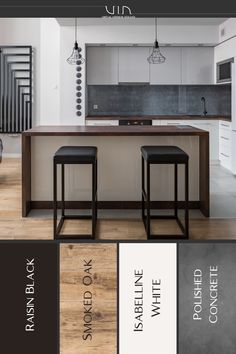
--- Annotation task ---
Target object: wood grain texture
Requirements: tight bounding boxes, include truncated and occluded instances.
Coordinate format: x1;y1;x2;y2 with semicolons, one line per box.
60;244;117;354
23;125;209;136
0;158;236;240
22;134;31;216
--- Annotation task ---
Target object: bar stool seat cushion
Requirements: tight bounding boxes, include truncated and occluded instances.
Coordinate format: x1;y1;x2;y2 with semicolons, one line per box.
54;146;97;164
141;145;188;163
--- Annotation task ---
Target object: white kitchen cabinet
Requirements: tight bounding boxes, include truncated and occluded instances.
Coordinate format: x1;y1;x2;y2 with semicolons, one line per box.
160;120;188;125
118;47;150;83
87;46;214;85
152;120;162;125
159;119;219;162
150;47;182;84
219;144;232;170
191;120;219;161
86;119;119;126
231;132;236;174
86;47;119;85
219;120;232;170
231;61;236;173
182;47;214;84
231;61;236;131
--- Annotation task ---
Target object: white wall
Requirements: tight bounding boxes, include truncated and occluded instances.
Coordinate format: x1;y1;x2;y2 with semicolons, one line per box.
0;17;61;155
0;18;41;155
60;23;219;126
40;18;60;125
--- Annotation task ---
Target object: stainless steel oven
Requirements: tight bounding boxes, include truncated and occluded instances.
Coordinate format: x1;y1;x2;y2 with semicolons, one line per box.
119;119;152;126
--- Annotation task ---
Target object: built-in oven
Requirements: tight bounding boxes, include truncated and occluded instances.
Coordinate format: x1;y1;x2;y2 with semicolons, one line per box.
217;58;234;83
119;120;152;126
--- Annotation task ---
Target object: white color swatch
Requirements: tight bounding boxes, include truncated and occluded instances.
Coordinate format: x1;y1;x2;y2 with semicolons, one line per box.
119;243;177;354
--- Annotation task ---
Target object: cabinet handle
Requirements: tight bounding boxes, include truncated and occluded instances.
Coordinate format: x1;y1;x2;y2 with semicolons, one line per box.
221;123;229;127
220;136;229;140
220;152;230;158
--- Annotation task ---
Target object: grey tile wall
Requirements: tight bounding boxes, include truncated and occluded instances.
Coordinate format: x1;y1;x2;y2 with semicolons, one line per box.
87;84;231;116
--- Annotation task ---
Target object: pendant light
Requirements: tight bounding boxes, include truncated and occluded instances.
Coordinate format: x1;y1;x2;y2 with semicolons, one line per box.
67;18;85;65
147;18;166;64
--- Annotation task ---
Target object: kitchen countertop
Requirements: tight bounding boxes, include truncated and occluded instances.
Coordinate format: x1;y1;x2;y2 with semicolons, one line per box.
86;115;231;121
23;125;209;136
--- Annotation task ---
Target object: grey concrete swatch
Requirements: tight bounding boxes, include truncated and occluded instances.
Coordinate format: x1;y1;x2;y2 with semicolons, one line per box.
179;243;236;354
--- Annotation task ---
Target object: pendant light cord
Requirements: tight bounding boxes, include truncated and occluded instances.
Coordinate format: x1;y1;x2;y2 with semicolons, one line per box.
75;17;77;42
155;18;157;42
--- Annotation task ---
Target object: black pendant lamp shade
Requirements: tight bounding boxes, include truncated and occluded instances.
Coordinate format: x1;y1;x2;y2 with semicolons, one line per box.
147;18;166;64
67;18;85;65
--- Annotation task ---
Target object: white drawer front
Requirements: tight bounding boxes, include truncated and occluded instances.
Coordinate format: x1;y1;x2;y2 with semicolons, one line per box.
152;120;162;126
86;120;119;126
220;153;231;170
219;121;231;130
219;140;231;170
219;128;231;146
219;143;231;159
162;120;188;125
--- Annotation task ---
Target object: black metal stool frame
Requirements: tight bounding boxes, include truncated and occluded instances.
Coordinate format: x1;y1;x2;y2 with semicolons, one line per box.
142;156;189;239
53;159;97;239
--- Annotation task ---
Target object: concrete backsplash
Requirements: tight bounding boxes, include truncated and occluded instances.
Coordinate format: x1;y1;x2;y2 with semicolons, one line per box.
87;85;231;116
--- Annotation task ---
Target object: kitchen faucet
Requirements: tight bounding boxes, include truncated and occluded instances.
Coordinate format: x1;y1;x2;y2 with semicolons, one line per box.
201;96;207;116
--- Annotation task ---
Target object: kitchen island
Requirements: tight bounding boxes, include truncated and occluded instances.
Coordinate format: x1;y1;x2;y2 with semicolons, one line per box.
22;125;209;217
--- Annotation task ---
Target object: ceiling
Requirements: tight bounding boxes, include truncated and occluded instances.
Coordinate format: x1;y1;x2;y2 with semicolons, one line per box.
57;17;228;27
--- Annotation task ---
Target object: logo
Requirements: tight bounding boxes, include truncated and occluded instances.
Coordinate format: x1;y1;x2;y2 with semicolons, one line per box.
104;5;133;17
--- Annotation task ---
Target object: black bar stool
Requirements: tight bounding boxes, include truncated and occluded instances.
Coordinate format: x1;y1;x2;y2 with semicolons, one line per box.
141;145;189;239
53;146;97;239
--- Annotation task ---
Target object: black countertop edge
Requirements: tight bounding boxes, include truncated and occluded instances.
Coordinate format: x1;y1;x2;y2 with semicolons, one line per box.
86;115;231;122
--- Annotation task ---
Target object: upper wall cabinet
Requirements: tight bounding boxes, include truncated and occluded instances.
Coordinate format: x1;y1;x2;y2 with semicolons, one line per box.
150;47;182;84
118;47;150;83
182;47;214;84
86;46;214;85
86;47;119;85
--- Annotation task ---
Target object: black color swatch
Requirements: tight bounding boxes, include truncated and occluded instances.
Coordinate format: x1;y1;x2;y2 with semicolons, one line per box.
0;242;59;354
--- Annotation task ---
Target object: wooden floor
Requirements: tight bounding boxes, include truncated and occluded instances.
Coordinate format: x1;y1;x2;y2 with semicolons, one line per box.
0;158;236;239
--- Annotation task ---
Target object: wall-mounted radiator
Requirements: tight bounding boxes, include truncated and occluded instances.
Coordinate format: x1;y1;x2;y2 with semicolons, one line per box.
0;46;32;133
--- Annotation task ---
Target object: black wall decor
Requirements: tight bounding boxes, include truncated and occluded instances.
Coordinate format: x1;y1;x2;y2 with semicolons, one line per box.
0;46;33;133
76;55;83;116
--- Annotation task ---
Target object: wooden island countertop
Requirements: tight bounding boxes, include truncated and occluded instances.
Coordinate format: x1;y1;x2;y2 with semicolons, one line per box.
22;125;209;218
23;124;209;136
